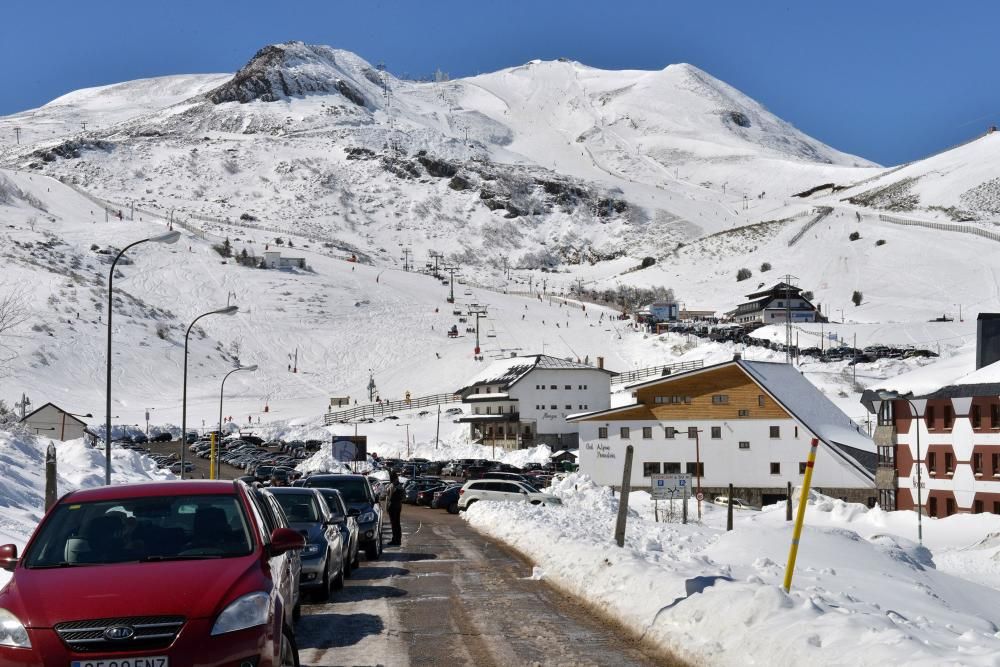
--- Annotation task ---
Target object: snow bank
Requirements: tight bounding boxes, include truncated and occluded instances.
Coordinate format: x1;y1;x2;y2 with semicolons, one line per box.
465;474;1000;666
0;427;173;589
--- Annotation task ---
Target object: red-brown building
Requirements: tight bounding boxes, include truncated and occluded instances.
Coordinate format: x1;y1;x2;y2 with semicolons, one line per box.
865;314;1000;515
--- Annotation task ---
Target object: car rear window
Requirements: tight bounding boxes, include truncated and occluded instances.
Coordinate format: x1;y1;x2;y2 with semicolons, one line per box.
23;494;253;567
305;477;370;503
273;493;321;522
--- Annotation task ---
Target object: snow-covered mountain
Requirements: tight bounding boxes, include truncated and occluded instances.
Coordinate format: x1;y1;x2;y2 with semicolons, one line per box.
0;41;884;268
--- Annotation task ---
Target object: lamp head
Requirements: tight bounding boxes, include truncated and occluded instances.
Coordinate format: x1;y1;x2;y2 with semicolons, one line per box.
240;364;258;372
217;305;239;316
150;230;181;245
877;390;899;401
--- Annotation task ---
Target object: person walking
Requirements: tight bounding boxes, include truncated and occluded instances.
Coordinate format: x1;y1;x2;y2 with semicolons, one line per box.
387;471;403;546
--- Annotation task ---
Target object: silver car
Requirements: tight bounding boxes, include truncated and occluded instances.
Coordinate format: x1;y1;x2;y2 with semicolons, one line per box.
269;487;345;601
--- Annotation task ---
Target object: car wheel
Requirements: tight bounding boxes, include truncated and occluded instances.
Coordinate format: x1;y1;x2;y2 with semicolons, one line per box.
280;625;300;667
447;501;460;515
463;499;477;511
365;540;379;560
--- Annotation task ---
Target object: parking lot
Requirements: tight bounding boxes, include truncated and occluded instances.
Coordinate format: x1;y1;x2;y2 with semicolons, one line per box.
145;439;251;479
296;504;678;667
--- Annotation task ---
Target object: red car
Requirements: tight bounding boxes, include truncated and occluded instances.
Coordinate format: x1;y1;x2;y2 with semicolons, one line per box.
0;480;305;667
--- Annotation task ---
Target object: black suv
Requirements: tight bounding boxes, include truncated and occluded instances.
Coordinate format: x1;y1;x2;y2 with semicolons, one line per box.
304;474;383;559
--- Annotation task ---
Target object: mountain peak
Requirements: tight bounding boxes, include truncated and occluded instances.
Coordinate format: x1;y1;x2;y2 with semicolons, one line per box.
205;41;378;107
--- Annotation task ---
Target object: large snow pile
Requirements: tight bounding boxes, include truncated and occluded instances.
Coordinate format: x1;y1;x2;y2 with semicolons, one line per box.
0;427;173;589
465;473;1000;666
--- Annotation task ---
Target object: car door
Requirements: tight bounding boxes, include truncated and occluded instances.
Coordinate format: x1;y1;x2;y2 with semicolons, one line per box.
254;489;302;611
314;490;342;575
244;486;299;624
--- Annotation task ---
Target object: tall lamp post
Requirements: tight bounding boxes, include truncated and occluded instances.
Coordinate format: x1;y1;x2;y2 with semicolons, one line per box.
105;230;180;485
180;305;239;479
396;422;411;458
878;391;923;545
218;364;258;479
669;425;703;519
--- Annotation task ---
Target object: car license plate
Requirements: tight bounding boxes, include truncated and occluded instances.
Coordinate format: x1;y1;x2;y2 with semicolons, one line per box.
71;658;168;667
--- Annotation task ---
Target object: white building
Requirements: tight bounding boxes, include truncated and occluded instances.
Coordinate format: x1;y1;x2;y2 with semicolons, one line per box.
263;251;306;269
727;282;820;325
20;402;94;441
569;358;876;506
455;354;615;450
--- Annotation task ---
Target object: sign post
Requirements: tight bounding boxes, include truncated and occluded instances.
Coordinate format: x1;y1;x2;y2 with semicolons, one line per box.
650;473;692;524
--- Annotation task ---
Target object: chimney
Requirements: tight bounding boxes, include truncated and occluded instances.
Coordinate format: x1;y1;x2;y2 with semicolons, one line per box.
597;356;604;369
977;313;1000;369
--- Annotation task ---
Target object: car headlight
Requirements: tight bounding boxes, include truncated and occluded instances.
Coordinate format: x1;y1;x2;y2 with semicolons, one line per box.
0;608;31;648
302;543;321;557
210;591;270;636
359;511;375;524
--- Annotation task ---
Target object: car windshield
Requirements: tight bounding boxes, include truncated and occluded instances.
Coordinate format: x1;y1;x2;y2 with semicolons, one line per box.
519;482;540;493
317;490;345;516
273;493;321;523
306;477;370;503
23;494;254;567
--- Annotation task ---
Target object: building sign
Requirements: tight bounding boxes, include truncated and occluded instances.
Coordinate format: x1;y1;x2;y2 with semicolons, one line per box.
596;443;616;460
650;473;691;500
331;435;367;462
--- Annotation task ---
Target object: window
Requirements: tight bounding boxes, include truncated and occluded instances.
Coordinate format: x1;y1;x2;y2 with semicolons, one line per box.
738;441;750;449
550;405;557;410
485;387;492;394
770;462;781;475
994;453;1000;476
565;405;572;410
992;404;1000;428
550;385;557;390
929;497;938;517
688;427;698;439
944;452;954;474
975;499;985;514
945;497;956;516
685;462;704;476
620;427;630;439
943;405;954;429
758;395;765;407
642;427;653;439
665;427;676;439
770;426;780;438
655;395;691;404
598;427;608;439
643;462;661;477
509;405;516;414
711;426;721;439
925;405;935;426
995;501;1000;515
565;385;572;390
972;405;982;429
663;462;681;473
474;407;481;415
794;426;799;438
927;452;937;474
711;395;729;404
799;462;808;474
738;409;750;417
974;453;983;474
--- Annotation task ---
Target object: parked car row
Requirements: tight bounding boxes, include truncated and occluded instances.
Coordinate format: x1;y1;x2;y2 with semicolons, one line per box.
0;473;384;665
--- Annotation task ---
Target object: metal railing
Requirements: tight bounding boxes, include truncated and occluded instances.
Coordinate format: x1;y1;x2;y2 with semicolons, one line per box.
612;359;704;385
323;393;462;424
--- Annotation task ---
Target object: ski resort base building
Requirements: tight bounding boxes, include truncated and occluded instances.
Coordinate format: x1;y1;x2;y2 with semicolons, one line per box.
569;358;876;507
454;355;614;451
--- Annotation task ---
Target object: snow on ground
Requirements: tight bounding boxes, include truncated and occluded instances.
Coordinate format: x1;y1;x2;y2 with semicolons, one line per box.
0;425;173;589
465;473;1000;666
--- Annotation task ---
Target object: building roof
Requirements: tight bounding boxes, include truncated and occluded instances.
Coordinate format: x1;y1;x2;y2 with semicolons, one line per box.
576;359;875;479
457;354;613;394
20;402;88;427
744;282;802;299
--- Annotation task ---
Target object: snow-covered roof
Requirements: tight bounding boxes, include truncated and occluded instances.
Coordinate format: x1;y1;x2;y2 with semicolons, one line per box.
457;354;611;394
740;361;876;464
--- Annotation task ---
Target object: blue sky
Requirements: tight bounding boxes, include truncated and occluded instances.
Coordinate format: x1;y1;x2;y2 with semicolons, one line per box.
1;1;996;165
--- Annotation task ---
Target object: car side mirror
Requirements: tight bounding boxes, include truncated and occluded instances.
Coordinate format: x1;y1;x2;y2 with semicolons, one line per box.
0;544;19;572
268;527;306;556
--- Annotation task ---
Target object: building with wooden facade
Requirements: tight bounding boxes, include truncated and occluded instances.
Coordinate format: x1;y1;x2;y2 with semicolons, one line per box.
570;357;876;506
727;282;821;325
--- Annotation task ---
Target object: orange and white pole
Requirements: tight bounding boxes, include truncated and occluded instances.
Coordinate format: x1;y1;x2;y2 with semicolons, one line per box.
783;437;819;592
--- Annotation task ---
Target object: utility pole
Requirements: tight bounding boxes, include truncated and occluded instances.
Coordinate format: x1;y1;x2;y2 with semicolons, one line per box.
468;305;488;356
367;369;377;402
444;266;459;303
429;251;443;277
293;347;298;373
782;274;798;364
401;247;412;272
14;127;22;144
81;121;88;133
435;405;441;450
17;393;31;419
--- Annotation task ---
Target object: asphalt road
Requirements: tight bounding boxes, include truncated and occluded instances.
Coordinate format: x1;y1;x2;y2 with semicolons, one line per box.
294;504;682;667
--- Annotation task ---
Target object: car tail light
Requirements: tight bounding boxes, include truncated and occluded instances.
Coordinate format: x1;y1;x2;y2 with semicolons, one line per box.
459;489;464;495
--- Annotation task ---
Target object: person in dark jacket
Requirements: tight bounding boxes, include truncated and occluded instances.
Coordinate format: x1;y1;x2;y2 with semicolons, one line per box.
388;471;403;546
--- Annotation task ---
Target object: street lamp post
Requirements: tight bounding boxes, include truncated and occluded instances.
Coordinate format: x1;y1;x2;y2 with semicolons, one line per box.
180;305;239;479
105;230;180;485
397;422;411;458
878;391;923;545
669;425;703;519
218;364;258;479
